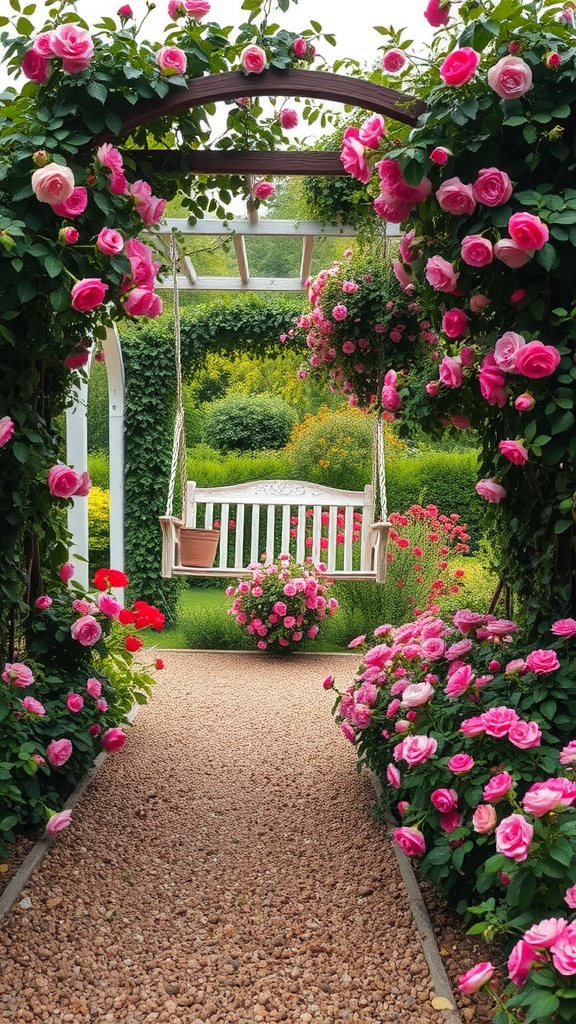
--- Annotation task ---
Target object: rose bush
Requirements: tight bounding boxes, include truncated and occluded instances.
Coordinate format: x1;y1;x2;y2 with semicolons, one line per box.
226;554;338;651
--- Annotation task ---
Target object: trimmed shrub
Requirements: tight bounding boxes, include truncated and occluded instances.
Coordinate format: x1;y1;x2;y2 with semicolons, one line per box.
88;486;110;572
387;451;484;549
88;450;109;489
286;405;373;491
203;393;297;453
186;444;292;486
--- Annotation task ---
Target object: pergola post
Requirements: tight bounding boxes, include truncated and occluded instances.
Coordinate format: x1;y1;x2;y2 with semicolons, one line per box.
65;377;90;590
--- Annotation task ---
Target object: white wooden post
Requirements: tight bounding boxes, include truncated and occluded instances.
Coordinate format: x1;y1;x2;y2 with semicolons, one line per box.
103;326;126;605
65;375;90;590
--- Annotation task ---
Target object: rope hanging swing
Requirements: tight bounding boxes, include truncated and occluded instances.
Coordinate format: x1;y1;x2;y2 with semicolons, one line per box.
159;236;391;582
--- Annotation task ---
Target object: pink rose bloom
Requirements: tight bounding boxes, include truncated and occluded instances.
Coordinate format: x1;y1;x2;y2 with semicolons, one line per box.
96;227;124;255
494;330;526;372
46;809;72;834
21;48;51;83
97;593;121;618
123;288;162;318
31;164;75;205
46;737;73;767
453;609;487;633
431;788;458;813
156;46;187;75
67;693;84;713
508;720;542;749
32;32;55;57
240;44;267;74
440;809;461;832
47;464;81;498
52;186;88;218
472;168;513;207
487;55;533;99
283;582;297;597
551;922;576;976
280;108;298;130
393;826;426;857
97;698;108;713
439;48;480;86
476;479;506;503
350;702;371;729
381;385;401;411
526;649;560;674
253;181;275;201
460;716;486;738
71;278;108;312
446;638;473;660
341;132;372;184
356;681;378;706
50;23;94;72
182;0;211;16
507;939;539;987
461;235;493;267
524;918;568;949
508;212;549;251
70;615;102;647
292;37;307;58
436;177;476;216
425;255;459;292
35;595;52;610
421;637;445;659
496;813;534;861
559;740;576;767
401;682;434;707
332;304;348;321
0;416;15;447
424;0;450;26
272;601;287;616
373;195;412;222
347;634;366;648
483;772;514;803
499;439;529;465
96;143;124;173
129;180;166;226
565;885;576;909
458;962;495;993
514;340;561;379
552;618;576;637
493;238;534;268
472;804;497;834
442;310;469;340
101;727;127;752
393;260;415;292
448;753;474;773
514;393;535;411
21;696;46;716
341;721;356;743
386;763;401;789
58;562;75;582
358;114;386;148
481;706;519;738
445;663;474;698
382;49;407;73
479;353;507;404
86;678;102;698
397;734;438;765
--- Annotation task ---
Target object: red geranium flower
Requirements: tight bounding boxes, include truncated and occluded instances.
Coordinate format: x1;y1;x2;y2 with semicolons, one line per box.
93;567;130;591
125;635;143;653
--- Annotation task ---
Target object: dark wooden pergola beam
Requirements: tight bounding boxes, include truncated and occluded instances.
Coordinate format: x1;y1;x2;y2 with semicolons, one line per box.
121;149;353;175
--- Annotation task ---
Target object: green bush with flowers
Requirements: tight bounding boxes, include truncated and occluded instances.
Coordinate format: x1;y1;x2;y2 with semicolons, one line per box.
334;0;576;633
0;565;164;854
226;555;339;652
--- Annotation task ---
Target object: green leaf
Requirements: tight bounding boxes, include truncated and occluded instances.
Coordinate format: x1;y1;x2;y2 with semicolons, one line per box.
0;815;18;831
87;80;108;105
536;242;557;272
44;255;63;278
551;410;575;435
550;836;574;867
522;991;559;1024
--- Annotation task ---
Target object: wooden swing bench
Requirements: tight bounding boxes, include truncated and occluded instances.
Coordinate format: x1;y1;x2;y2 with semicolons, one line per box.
159;478;389;582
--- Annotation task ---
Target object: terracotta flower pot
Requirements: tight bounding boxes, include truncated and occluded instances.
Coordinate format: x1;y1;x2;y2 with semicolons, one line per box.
178;527;220;568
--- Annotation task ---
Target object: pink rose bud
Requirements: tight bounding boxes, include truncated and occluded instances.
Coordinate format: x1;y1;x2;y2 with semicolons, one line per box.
510;288;526;304
424;0;450;27
280;108;298;129
429;146;451;164
59;226;79;245
118;3;133;15
253;180;275;200
58;561;75;581
514;392;535;411
292;37;307;58
508;40;521;53
546;51;561;68
45;809;72;834
35;595;52;610
32;150;49;167
88;723;102;737
32;754;45;765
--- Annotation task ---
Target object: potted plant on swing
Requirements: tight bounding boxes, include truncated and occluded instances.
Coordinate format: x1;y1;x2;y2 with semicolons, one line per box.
178;523;220;568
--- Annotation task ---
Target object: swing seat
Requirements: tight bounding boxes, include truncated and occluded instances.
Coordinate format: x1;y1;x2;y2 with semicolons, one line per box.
159;479;389;582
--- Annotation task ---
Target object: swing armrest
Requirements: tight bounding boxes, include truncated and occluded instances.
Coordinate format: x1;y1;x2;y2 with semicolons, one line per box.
370;520;390;585
159;515;183;578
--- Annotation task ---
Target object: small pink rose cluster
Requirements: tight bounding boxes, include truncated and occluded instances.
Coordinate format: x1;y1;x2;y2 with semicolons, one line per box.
21;24;94;83
47;464;91;499
168;0;210;19
340;115;386;185
227;555;338;651
374;158;431;223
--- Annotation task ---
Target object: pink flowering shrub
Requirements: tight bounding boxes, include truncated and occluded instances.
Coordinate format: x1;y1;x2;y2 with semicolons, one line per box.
290;248;436;410
226;555;338;651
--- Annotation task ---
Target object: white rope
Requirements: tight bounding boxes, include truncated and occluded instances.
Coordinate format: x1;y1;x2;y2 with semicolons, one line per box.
372;414;389;523
164;236;188;519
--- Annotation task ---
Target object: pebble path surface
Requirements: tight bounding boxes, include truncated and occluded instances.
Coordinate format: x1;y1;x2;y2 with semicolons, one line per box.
0;651;444;1024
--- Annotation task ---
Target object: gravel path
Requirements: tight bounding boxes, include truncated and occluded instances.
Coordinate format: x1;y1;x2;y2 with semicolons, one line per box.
0;651;445;1024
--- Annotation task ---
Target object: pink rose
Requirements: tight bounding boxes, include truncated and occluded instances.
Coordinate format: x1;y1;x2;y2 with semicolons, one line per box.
35;595;52;610
118;4;133;16
129;180;166;226
341;721;356;743
444;663;474;698
493;238;534;268
21;48;50;83
424;0;450;26
340;131;371;184
401;682;434;707
59;227;79;246
553;618;576;637
73;471;91;497
358;114;386;148
494;330;526;372
460;716;486;738
442;309;469;340
440;809;461;832
96;228;124;255
448;753;474;773
526;649;560;674
71;278;108;312
46;738;73;767
515;393;535;411
565;885;576;908
396;734;438;765
58;562;75;582
101;727;127;752
507;939;539;987
332;304;348;321
0;416;15;447
240;44;267;74
499;440;528;465
508;720;542;749
46;809;73;834
483;772;514;803
476;479;506;503
292;37;307;58
514;340;561;379
495;813;534;861
472;168;513;207
393;826;426;856
32;32;55;57
524;918;568;949
96;143;124;173
373;195;412;221
381;385;401;411
97;698;108;713
551;923;576;976
31;164;75;205
393;260;414;292
382;49;407;73
253;181;275;200
461;235;493;267
481;705;519;738
469;293;491;313
488;55;533;99
425;380;439;396
431;788;458;813
508;212;549;251
182;0;211;16
399;229;418;264
86;677;102;698
458;962;495;993
89;723;102;737
430;146;451;164
439;48;480;87
386;763;401;788
67;693;84;713
70;615;102;647
48;464;81;498
472;805;497;834
280;108;298;129
21;696;46;715
453;609;487;633
436;177;476;216
2;662;34;687
156;46;187;75
425;255;459;292
52;186;88;218
123;288;162;318
50;23;94;72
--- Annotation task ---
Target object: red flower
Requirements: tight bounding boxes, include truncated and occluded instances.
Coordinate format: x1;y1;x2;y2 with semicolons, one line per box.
119;608;136;624
125;635;143;653
155;658;164;670
93;568;129;591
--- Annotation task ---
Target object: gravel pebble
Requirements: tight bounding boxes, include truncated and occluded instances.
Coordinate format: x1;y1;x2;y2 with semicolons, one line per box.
0;652;450;1024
